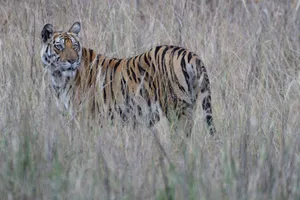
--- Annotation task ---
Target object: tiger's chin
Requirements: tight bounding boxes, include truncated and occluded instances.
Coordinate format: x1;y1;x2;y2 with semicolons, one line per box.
61;70;77;77
49;65;78;89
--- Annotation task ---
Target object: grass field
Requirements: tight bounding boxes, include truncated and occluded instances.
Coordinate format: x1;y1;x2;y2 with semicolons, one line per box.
0;0;300;199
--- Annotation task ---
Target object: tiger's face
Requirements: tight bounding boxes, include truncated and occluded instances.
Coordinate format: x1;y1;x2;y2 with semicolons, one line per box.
40;22;82;78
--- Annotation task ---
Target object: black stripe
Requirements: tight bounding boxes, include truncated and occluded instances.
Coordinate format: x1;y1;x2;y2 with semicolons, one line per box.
83;48;87;61
181;56;191;93
151;63;156;71
171;46;180;55
144;71;150;82
125;83;130;105
89;49;93;64
103;66;109;104
161;46;169;59
147;97;151;107
121;77;126;99
202;95;213;126
114;59;122;73
100;57;106;67
130;67;137;82
153;83;158;102
95;54;100;66
89;54;100;85
110;68;114;99
132;57;137;69
154;46;162;61
138;64;146;75
196;58;201;66
177;48;185;59
44;55;49;63
126;59;132;81
178;85;186;94
161;47;169;75
88;67;93;86
157;86;161;104
143;53;150;66
187;52;193;63
169;59;186;94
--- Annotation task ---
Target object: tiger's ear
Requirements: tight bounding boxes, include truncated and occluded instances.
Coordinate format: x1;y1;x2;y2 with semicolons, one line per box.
69;22;81;34
41;23;53;43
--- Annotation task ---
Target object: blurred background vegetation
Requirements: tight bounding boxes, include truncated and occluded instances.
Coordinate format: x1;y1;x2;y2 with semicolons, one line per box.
0;0;299;199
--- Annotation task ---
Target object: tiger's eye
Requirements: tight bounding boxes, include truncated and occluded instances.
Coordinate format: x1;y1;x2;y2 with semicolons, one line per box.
54;44;63;50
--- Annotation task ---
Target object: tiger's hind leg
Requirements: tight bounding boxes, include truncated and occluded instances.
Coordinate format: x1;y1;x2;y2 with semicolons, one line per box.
166;102;195;137
177;105;195;137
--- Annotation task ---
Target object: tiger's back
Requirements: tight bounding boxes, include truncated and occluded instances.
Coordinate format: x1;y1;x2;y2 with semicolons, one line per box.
41;22;216;136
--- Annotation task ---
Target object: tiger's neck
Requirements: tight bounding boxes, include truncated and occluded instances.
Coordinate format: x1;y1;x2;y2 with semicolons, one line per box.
69;47;104;108
74;47;103;87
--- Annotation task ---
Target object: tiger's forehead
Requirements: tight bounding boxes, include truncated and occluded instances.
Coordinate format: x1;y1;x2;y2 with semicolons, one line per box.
53;32;78;43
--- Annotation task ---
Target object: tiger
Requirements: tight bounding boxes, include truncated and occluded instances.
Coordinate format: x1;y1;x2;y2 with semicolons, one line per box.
40;22;216;136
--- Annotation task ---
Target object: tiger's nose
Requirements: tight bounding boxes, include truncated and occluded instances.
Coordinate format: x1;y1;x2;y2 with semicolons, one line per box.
67;59;76;64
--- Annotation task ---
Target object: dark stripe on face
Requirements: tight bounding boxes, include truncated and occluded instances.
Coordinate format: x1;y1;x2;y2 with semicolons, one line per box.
45;45;49;54
44;55;50;63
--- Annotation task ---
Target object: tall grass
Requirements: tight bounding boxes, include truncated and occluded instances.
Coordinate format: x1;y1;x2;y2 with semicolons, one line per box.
0;0;300;199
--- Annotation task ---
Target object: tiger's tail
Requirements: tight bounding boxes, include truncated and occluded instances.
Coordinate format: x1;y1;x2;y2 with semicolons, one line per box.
195;58;216;136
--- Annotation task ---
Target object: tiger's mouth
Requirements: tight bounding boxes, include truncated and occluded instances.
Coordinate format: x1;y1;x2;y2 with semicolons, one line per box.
64;67;73;71
61;63;79;71
50;60;80;72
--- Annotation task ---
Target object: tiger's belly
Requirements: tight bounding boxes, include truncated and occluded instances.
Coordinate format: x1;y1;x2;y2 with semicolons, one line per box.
96;76;192;126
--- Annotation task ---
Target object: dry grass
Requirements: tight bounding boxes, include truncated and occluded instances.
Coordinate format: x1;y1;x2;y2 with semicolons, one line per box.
0;0;300;199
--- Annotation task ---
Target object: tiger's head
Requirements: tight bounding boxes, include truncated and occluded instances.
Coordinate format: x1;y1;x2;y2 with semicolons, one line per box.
40;22;82;77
